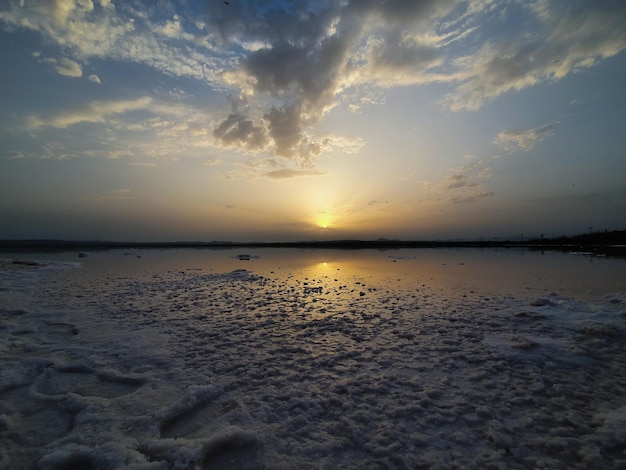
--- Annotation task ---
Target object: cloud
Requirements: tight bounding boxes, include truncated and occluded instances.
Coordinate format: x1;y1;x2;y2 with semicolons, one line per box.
0;0;226;84
213;111;269;150
47;56;82;77
444;174;477;191
426;155;494;203
213;96;269;152
43;0;94;25
263;103;308;158
494;122;559;152
367;35;440;75
209;1;466;162
452;190;495;204
209;0;624;160
88;74;101;84
156;15;184;39
28;97;153;129
366;200;391;212
3;0;625;167
443;1;626;110
3;1;623;109
212;95;361;168
223;33;349;160
203;158;223;168
7;142;78;160
264;169;326;179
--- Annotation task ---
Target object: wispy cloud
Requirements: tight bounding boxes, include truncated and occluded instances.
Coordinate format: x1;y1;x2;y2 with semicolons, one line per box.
43;56;82;77
27;97;153;129
443;2;626;111
203;158;223;168
494;122;560;152
7;142;80;160
451;190;495;204
426;155;495;204
264;169;326;179
444;174;477;191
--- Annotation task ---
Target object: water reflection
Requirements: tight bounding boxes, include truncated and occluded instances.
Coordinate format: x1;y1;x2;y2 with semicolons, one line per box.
3;247;626;302
226;248;626;301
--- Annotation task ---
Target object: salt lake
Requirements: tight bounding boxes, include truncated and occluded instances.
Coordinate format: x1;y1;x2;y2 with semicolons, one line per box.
1;247;625;469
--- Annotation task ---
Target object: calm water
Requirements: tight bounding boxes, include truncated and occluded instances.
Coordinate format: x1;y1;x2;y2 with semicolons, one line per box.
3;247;626;303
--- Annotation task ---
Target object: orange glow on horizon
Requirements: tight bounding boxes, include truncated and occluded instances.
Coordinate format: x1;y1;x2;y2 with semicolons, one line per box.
314;211;334;231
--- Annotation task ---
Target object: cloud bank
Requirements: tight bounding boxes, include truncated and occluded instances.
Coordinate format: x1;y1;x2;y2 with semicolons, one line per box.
2;0;625;168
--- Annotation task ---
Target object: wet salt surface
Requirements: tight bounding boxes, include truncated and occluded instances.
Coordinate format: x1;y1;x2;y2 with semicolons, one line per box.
1;249;626;469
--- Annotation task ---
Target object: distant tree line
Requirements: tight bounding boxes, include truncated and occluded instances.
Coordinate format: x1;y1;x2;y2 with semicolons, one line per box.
0;230;624;256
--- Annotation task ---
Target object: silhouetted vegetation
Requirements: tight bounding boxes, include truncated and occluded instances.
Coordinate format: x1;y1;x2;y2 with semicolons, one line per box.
527;230;626;246
522;230;626;257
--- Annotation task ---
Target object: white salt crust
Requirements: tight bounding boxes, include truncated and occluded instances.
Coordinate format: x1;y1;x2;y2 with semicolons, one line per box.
1;257;625;469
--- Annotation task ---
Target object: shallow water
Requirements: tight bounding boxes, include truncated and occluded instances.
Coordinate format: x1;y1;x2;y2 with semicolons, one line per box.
1;248;626;469
5;246;626;301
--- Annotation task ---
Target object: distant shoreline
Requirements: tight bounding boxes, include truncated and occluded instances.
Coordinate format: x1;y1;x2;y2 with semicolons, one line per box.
1;230;625;257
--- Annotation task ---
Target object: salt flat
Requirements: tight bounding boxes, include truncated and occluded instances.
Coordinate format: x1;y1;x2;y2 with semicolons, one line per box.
1;250;625;469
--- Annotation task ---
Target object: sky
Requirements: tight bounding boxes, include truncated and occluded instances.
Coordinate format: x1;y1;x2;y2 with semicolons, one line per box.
1;0;625;242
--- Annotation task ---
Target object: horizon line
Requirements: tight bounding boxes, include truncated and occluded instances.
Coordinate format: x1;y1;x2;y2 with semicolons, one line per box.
0;229;624;249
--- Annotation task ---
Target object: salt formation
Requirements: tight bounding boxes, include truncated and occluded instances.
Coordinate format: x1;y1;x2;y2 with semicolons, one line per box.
1;255;625;469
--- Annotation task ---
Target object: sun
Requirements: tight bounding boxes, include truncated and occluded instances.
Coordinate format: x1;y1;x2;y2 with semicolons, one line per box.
316;217;332;229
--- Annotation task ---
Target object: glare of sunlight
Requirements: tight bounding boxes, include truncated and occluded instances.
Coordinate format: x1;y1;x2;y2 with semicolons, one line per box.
315;212;334;230
310;260;333;277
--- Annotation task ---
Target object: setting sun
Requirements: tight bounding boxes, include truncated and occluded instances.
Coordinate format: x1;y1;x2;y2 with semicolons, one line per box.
316;218;332;230
314;211;334;231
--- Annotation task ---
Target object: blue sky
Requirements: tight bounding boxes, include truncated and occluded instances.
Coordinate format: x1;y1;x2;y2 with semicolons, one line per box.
1;0;625;241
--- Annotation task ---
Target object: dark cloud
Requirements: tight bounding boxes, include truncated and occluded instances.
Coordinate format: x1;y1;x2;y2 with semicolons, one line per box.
263;103;302;157
213;96;269;150
242;37;347;102
207;1;337;47
369;37;439;72
210;0;459;163
213;112;268;150
213;96;340;166
237;33;349;159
